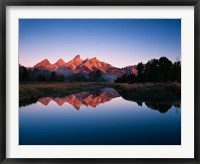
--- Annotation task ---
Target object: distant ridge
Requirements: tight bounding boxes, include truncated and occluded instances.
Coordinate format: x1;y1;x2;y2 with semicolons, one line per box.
32;55;137;77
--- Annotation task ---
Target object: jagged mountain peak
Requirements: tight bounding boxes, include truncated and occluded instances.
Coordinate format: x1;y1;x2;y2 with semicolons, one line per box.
72;55;82;62
73;54;81;59
90;57;97;61
57;58;65;62
42;59;50;63
34;59;51;67
55;58;66;66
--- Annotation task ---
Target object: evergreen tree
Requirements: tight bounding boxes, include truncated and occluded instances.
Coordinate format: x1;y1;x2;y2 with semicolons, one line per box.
50;71;57;82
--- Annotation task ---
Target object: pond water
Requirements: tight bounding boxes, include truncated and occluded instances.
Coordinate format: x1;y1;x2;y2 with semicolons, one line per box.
19;88;181;145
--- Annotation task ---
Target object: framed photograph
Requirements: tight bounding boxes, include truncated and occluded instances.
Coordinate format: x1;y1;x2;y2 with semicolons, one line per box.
0;0;200;163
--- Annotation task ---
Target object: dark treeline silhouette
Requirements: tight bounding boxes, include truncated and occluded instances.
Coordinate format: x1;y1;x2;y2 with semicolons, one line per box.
19;66;105;82
19;66;65;82
115;57;181;83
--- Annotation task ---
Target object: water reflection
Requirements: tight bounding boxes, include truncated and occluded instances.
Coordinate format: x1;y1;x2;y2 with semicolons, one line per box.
19;87;181;145
20;87;181;113
38;88;119;110
145;102;179;113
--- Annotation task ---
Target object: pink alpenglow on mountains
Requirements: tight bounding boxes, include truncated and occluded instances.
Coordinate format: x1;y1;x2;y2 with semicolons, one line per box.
34;59;56;71
55;59;66;67
24;55;138;82
19;55;137;82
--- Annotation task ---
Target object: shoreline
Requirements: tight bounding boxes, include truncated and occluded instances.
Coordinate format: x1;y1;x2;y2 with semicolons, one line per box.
19;82;181;107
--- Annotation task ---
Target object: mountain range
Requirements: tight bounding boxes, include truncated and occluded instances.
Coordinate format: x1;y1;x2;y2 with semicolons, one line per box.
20;55;138;82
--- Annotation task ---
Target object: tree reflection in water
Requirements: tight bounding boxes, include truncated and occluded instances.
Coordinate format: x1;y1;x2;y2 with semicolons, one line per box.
20;87;180;113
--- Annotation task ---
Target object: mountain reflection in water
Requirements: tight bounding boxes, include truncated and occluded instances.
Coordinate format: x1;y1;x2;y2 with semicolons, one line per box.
38;88;119;110
19;87;181;145
21;87;181;113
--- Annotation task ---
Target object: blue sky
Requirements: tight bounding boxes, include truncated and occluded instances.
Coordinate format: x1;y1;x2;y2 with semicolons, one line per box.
19;19;181;68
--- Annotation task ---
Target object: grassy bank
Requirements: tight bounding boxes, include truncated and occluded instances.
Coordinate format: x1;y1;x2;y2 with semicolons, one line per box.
110;82;181;102
19;82;181;107
19;82;103;99
19;82;107;107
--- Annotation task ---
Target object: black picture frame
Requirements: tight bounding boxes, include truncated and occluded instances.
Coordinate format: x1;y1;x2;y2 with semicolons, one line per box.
0;0;200;163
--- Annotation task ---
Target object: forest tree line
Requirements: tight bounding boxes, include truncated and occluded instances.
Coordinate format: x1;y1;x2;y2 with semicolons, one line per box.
19;67;105;82
115;57;181;83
